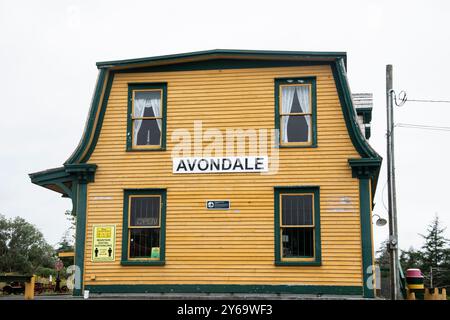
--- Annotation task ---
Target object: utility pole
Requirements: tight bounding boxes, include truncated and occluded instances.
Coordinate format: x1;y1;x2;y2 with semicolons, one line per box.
386;65;400;300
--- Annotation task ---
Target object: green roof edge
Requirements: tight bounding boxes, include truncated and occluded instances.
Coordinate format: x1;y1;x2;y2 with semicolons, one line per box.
96;49;347;68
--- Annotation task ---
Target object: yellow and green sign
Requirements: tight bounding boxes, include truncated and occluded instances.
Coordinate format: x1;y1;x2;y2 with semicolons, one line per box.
92;224;116;262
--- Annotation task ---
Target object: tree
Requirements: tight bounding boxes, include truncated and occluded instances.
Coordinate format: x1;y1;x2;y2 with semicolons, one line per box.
56;229;75;270
57;228;74;251
419;214;449;287
400;247;424;271
376;239;390;275
421;215;448;266
64;209;76;242
0;214;56;275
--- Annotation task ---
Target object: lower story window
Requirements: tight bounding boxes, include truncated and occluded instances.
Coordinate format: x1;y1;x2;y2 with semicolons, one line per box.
121;189;166;265
275;187;321;266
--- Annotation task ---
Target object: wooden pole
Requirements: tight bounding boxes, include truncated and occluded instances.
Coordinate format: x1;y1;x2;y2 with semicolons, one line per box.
24;275;35;300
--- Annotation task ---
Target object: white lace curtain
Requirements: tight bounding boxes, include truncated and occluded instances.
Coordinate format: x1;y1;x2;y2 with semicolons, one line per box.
133;96;161;146
281;86;311;142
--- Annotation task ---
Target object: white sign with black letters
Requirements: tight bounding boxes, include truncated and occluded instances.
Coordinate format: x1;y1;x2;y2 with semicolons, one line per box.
173;156;268;174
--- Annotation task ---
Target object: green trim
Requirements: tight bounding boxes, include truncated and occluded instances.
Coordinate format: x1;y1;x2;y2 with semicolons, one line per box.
355;107;372;139
274;186;322;266
331;59;380;159
84;284;362;295
332;58;381;198
356;107;372;124
348;158;382;179
96;49;347;69
65;69;108;164
349;158;379;298
29;165;96;297
365;125;371;140
29;165;97;198
358;178;375;298
73;181;87;296
274;77;317;148
126;83;167;152
399;265;407;298
64;163;97;183
29;167;70;184
80;72;115;163
121;189;166;266
120;260;166;266
348;158;382;208
54;182;73;198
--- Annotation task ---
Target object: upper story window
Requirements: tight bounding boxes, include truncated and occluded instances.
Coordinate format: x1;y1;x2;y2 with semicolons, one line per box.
275;77;317;147
127;83;167;151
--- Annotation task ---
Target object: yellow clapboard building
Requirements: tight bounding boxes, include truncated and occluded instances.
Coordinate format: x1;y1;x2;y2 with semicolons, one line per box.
30;50;381;298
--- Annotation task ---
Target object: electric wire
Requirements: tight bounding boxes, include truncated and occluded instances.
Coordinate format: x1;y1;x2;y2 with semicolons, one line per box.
395;123;450;132
406;99;450;104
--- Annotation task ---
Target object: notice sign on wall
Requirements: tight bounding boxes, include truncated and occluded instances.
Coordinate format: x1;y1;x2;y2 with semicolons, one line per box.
206;200;231;210
92;224;116;262
173;156;268;174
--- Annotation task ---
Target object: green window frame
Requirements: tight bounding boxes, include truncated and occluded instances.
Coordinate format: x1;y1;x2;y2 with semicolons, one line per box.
274;186;321;266
121;189;166;266
274;77;317;148
126;83;167;151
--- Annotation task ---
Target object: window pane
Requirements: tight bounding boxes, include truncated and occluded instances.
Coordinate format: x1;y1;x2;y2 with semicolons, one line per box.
281;115;311;143
281;85;310;114
133;91;161;118
134;119;161;146
129;228;160;258
282;227;314;258
282;194;313;225
130;197;160;226
281;86;296;114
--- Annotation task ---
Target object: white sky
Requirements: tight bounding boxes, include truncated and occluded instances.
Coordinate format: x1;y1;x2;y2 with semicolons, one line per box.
1;0;449;254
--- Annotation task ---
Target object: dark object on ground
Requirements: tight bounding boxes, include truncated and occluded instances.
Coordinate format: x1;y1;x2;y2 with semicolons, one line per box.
2;281;25;295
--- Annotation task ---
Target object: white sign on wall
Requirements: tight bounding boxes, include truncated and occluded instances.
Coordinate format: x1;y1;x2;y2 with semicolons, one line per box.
173;156;268;174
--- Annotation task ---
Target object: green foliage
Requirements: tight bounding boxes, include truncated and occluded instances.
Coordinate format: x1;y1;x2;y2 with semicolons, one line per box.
35;267;57;278
396;214;450;288
378;214;450;290
56;230;75;269
419;215;450;287
64;210;76;239
400;247;424;271
375;239;390;276
420;215;449;268
0;214;57;276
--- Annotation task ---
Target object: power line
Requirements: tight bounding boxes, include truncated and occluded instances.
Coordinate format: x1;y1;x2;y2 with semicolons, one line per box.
406;99;450;104
391;91;450;105
395;123;450;132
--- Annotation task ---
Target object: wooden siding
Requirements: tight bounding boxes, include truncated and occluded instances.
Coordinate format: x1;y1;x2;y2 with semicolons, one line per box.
84;65;363;286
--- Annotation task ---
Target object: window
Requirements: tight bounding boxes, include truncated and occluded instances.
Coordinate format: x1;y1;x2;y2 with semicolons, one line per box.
121;189;166;265
127;83;167;151
275;77;317;147
274;187;321;266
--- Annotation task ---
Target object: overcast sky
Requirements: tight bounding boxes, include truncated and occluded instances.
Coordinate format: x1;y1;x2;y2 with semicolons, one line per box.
1;0;449;254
